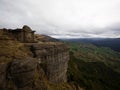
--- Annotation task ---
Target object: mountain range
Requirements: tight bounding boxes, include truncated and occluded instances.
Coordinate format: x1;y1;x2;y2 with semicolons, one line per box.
61;38;120;52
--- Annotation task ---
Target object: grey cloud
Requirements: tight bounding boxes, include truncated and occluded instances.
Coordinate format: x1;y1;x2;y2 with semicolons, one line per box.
0;0;120;38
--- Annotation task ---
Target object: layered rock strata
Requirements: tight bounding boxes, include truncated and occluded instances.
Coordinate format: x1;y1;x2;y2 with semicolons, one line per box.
0;26;70;89
25;42;69;83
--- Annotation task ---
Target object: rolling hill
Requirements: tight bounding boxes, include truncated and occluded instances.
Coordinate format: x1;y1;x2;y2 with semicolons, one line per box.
66;42;120;90
61;38;120;52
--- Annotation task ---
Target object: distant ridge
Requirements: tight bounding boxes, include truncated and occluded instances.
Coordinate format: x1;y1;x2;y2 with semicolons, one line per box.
61;38;120;52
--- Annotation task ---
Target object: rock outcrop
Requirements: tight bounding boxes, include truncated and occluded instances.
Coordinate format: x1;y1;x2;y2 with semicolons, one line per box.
0;25;35;42
0;26;72;90
25;42;69;83
0;63;7;89
10;58;37;88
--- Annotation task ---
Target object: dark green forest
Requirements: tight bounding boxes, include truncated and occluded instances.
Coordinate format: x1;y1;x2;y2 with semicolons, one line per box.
67;43;120;90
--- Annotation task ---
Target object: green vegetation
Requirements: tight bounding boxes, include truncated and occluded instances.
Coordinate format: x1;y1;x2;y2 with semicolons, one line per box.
68;43;120;73
67;43;120;90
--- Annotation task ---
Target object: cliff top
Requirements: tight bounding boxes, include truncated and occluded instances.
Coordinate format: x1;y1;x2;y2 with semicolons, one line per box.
0;26;69;61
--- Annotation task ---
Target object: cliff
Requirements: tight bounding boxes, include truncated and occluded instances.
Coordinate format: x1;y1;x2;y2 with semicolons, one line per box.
0;26;81;90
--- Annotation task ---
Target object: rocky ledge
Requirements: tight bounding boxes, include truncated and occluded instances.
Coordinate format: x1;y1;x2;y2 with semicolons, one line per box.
0;26;72;90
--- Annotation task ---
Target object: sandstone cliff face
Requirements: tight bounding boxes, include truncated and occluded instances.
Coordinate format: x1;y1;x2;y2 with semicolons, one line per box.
0;63;7;89
26;42;69;83
0;26;76;90
10;58;37;88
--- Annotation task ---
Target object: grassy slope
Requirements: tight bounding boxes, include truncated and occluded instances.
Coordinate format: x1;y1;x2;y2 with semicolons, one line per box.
67;43;120;90
0;31;32;63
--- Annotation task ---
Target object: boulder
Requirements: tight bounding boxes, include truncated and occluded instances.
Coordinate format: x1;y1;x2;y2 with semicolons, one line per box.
10;58;37;88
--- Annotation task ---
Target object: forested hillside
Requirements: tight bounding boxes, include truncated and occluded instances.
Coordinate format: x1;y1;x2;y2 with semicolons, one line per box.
67;43;120;90
62;38;120;52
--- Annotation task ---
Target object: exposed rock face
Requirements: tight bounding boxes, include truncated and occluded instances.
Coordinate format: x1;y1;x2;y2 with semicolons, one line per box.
0;26;71;90
28;43;69;83
0;63;7;89
0;25;35;42
10;58;37;88
0;58;49;90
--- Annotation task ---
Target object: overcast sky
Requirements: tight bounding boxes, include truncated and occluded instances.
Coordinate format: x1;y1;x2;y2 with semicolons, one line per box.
0;0;120;38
